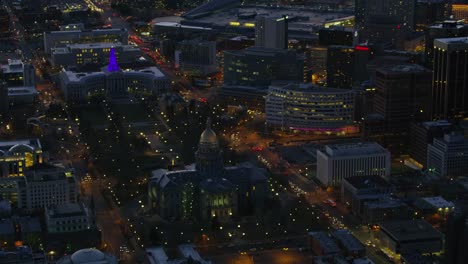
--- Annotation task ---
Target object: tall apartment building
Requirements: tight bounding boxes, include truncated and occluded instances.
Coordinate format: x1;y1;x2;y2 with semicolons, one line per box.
317;142;391;186
432;37;468;120
427;133;468;178
175;40;218;76
255;16;288;49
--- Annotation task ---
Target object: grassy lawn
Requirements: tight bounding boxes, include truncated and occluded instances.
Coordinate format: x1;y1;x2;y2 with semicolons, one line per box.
112;103;154;123
78;105;108;127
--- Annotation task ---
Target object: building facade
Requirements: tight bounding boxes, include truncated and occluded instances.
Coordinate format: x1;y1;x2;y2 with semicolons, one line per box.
51;42;141;69
374;64;432;134
59;66;170;102
431;37;468;120
45;203;93;233
317;142;391;186
0;139;44;178
43;28;129;53
255;16;288;49
175;40;218;76
0;59;35;87
265;83;355;133
148;120;267;222
223;47;304;88
427;133;468;178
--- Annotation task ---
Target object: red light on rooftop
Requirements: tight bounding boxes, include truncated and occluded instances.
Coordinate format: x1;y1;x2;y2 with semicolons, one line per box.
355;46;369;51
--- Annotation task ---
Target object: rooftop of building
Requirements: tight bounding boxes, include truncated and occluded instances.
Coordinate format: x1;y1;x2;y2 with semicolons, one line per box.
182;4;352;32
429;20;468;29
24;166;73;182
434;37;468;46
0;59;24;73
331;229;365;252
421;120;452;129
419;196;455;209
0;218;13;235
0;139;42;153
146;247;169;264
45;27;128;34
308;231;341;254
8;86;37;96
344;175;390;190
323;142;388;157
364;198;405;209
52;42;138;53
269;82;354;94
46;203;86;218
376;64;431;74
177;244;208;263
379;219;443;242
62;66;166;82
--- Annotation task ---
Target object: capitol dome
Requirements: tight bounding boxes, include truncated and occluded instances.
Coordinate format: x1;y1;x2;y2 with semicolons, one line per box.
199;118;218;146
57;248;117;264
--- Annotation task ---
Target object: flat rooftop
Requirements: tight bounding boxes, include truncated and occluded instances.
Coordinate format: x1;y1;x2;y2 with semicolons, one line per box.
47;203;86;218
420;196;454;209
344;175;390;189
308;231;340;254
8;86;37;96
434;37;468;50
324;142;388;157
379;219;443;242
62;66;166;82
332;230;365;252
421;120;451;129
182;5;352;31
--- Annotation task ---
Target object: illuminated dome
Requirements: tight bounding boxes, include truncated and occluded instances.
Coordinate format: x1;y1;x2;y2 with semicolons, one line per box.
199;118;218;146
57;248;117;264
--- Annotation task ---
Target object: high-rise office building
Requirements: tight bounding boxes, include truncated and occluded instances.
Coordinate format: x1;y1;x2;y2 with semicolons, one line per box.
416;0;450;30
175;40;218;76
355;0;417;44
431;37;468;120
255;16;288;49
425;21;468;65
445;201;468;264
374;64;432;134
326;45;370;89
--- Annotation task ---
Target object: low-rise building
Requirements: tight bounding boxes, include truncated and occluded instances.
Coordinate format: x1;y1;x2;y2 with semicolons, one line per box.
362;198;410;224
317;143;391;186
51;42;141;69
308;231;341;256
341;175;393;217
0;139;44;178
59;64;170;102
0;59;35;87
378;219;444;254
331;230;366;257
45;203;94;233
414;196;455;216
8;86;38;105
44;28;129;53
427;133;468;178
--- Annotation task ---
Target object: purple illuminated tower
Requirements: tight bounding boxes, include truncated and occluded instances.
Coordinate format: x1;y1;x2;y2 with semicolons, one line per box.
107;47;120;72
